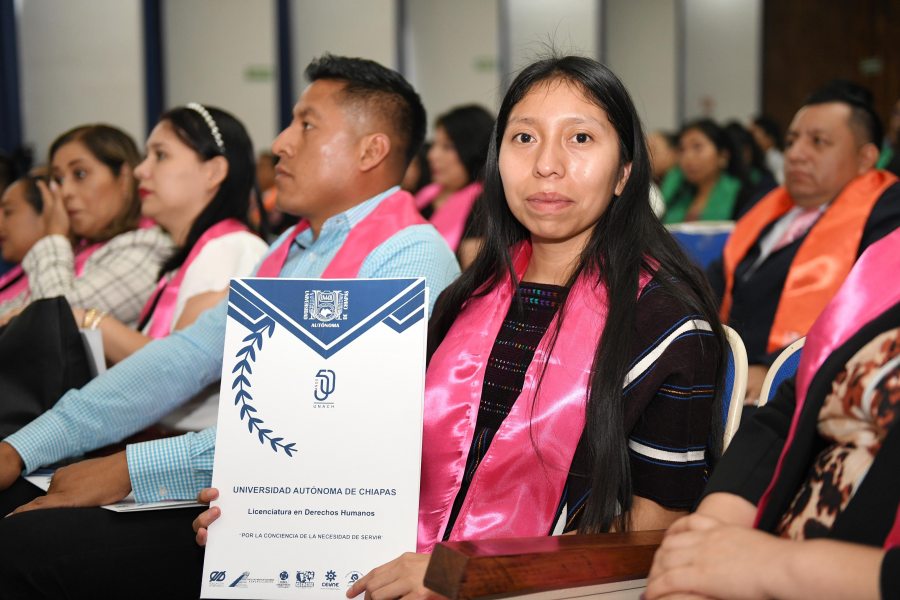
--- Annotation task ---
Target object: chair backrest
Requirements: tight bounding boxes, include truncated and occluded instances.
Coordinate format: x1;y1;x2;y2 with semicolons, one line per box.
666;221;735;269
722;325;748;450
757;337;805;407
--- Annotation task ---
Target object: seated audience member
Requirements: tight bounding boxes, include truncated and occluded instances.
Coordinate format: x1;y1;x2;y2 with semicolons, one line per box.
709;81;900;402
750;114;786;184
882;98;900;176
646;130;679;217
0;54;458;598
0;176;48;314
401;142;432;194
415;105;494;257
663;118;748;224
724;120;778;217
0;152;17;196
78;104;267;365
647;226;900;600
347;54;729;598
189;55;727;600
647;130;681;192
252;150;294;234
0;125;172;324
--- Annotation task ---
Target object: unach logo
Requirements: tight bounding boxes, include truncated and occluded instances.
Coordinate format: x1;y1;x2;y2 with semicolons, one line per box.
304;290;349;322
314;369;336;401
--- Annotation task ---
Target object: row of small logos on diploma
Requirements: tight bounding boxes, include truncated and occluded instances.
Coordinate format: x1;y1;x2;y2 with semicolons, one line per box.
209;568;363;589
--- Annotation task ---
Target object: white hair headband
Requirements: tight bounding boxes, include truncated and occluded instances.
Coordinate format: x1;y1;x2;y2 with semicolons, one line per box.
186;102;225;153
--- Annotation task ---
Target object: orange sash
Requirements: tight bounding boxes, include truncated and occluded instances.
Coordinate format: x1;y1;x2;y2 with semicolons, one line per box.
720;170;897;353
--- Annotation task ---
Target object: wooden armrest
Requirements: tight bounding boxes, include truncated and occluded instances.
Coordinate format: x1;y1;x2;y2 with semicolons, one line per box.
424;530;664;599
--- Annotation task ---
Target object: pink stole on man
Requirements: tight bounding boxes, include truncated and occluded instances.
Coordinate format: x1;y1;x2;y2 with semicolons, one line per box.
414;182;482;251
417;243;653;552
754;226;900;543
0;240;102;305
138;219;250;339
256;189;426;279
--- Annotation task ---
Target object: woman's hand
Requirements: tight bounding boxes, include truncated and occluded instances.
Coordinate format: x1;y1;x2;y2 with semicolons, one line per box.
36;180;70;238
646;513;781;600
346;552;441;600
744;365;768;405
192;487;220;546
0;307;24;327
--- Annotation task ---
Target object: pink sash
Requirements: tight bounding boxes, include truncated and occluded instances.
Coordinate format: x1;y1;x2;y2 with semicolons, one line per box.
0;265;28;304
256;189;426;278
755;227;900;528
417;243;652;551
138;219;250;338
0;239;102;307
74;215;156;274
73;240;103;275
414;182;482;251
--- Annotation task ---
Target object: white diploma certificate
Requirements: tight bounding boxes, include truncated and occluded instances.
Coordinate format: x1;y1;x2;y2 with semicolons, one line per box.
201;278;427;598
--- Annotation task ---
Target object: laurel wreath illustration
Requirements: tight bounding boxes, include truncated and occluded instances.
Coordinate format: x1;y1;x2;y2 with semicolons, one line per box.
231;317;297;457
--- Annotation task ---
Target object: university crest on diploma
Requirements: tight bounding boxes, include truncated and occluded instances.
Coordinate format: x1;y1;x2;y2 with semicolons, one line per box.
201;278;427;599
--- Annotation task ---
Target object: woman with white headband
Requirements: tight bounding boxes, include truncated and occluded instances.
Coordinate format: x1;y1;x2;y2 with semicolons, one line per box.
73;103;268;365
0;105;268;437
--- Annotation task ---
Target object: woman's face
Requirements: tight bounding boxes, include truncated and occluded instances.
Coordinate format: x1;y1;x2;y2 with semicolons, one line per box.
679;128;726;186
499;80;630;250
427;126;469;191
0;181;46;263
134;121;217;240
51;141;132;239
647;132;677;179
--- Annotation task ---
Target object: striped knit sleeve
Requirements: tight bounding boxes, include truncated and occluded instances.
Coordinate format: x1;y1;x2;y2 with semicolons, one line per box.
559;281;721;531
622;282;719;510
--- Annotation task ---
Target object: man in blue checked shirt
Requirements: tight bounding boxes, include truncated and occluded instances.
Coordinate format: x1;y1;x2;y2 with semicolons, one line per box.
0;55;459;596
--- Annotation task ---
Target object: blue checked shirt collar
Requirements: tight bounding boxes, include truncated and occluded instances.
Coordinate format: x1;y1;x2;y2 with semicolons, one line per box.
293;186;401;251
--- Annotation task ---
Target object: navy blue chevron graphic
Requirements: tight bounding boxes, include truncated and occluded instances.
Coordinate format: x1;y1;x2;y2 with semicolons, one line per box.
226;278;426;359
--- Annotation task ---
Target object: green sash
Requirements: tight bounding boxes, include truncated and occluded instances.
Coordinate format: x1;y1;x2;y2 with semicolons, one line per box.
663;173;741;224
877;144;894;169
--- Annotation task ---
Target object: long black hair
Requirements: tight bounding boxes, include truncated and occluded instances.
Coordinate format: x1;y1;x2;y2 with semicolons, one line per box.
724;121;771;180
428;56;727;534
156;105;257;278
675;118;751;218
435;105;494;183
680;119;751;183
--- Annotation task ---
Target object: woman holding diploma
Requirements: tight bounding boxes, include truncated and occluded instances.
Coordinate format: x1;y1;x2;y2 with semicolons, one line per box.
351;54;726;598
194;55;727;598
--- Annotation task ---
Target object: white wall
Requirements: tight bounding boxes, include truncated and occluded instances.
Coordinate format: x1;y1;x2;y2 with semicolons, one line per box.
606;0;679;132
164;0;277;155
15;0;765;159
291;0;396;96
18;0;145;161
405;0;500;126
683;0;761;123
507;0;598;71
